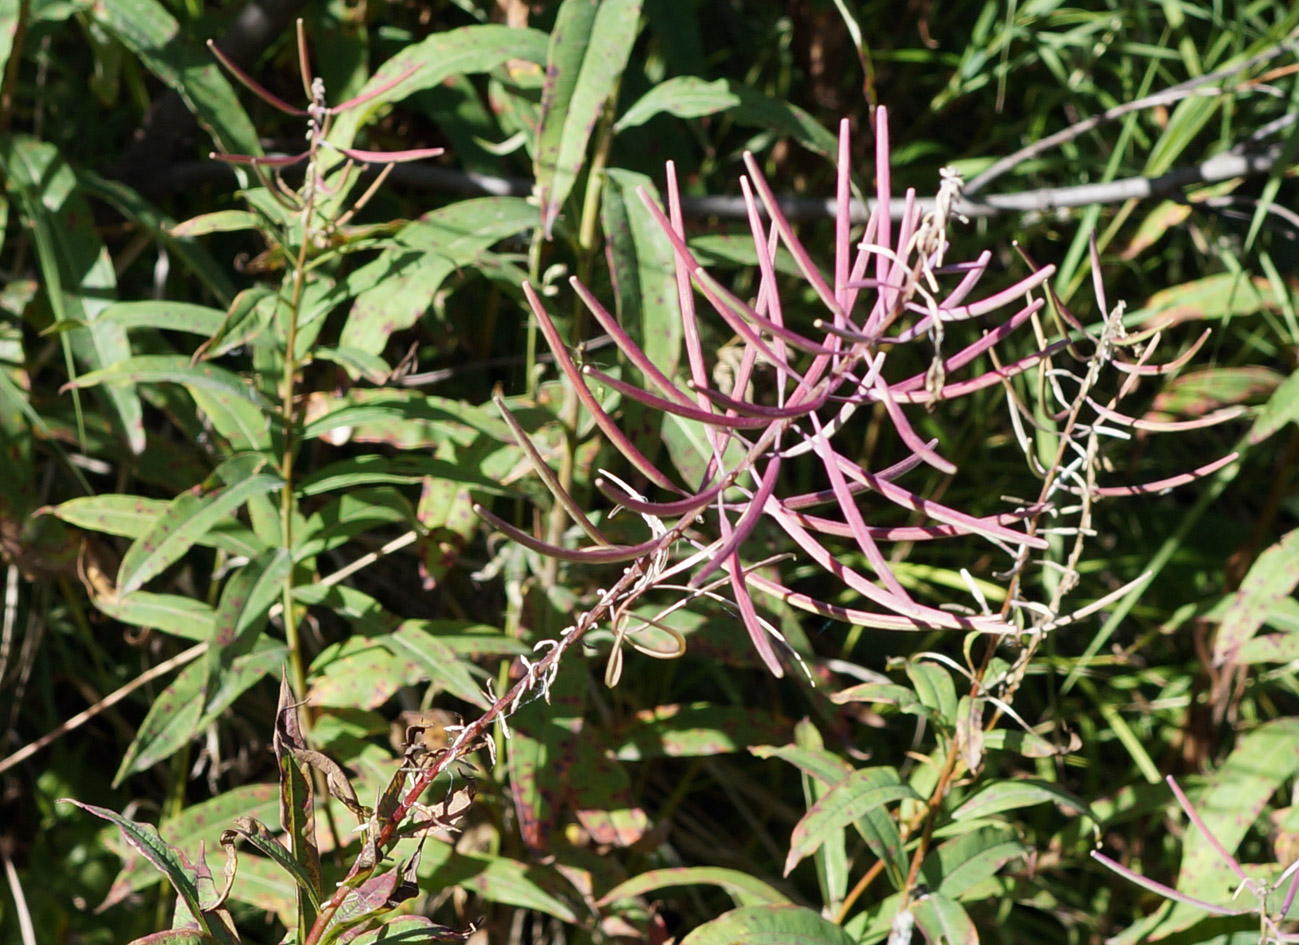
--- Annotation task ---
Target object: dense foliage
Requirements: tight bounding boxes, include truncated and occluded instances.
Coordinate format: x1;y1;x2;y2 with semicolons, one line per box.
1;1;1298;943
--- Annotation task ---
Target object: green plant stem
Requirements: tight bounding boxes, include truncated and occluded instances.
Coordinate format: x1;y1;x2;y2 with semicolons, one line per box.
539;107;615;588
279;168;317;709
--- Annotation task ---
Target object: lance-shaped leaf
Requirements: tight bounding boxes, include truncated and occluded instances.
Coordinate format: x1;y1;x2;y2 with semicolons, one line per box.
90;0;257;155
326;25;550;152
599;867;789;908
63;354;274;412
534;0;642;235
1211;528;1299;667
784;767;918;876
679;904;855;945
202;549;291;713
61;801;235;944
220;818;322;911
116;456;282;596
113;639;287;785
274;672;323;933
0;137;143;453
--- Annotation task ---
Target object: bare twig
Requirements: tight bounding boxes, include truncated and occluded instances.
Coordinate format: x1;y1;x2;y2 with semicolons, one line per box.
152;142;1287;223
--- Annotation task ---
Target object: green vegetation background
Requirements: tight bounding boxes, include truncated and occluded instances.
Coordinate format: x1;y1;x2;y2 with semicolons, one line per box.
1;1;1298;943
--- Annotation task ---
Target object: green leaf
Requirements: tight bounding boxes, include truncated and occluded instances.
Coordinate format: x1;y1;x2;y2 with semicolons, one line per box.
301;388;508;447
1251;367;1299;445
568;733;649;847
221;818;322;910
1152;718;1299;939
534;0;642;234
907;661;958;725
307;636;422;710
415;840;581;924
830;682;925;711
753;741;907;888
47;494;265;558
92;591;215;641
396;619;530;660
952;778;1095;823
64;354;274;413
689;232;803;277
311;345;392;384
784;767;917;876
189;385;271;452
198;285;278;361
794;720;847;909
0;136;143;452
599;866;790;908
613;703;793;760
203;549;292;712
601;168;681;379
381;623;490;709
347;916;471;945
297;454;503;497
679;904;855;945
113;639;287;783
750;744;855;786
116;460;282;595
96;301;228;335
296;584;400;638
168;210;261;238
339;198;539;354
90;0;258;155
124;931;223;944
911;892;977;945
99;785;278;909
76;170;238;305
506;653;588;851
615;76;837;157
923;826;1024;899
61;801;232;942
1212;530;1299;665
1130;273;1284;330
0;0;21;88
326;25;550;152
220;855;297;929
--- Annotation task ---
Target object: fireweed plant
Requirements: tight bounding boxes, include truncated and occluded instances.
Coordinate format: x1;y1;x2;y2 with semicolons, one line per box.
57;29;1242;944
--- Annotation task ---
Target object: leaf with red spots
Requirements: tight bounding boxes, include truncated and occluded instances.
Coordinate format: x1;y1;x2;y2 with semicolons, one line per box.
202;548;291;714
534;0;642;236
382;623;490;709
1212;529;1299;667
613;703;794;761
100;785;279;911
61;800;236;944
115;455;282;595
113;639;287;785
274;671;323;934
307;636;422;710
47;494;264;558
568;732;649;847
507;652;587;852
92;591;215;642
338;198;539;355
1149;717;1299;938
1129;273;1285;331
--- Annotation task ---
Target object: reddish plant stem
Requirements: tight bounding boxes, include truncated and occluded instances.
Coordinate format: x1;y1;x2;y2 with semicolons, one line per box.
301;554;653;944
